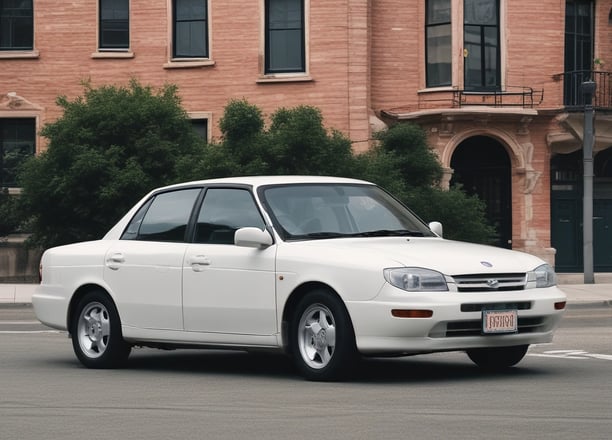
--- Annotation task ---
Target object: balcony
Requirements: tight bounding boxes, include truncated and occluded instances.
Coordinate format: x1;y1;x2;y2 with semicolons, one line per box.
559;70;612;112
453;86;544;108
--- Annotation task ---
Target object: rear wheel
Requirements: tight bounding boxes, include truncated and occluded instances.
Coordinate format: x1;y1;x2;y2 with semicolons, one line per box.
71;291;131;368
291;290;358;381
467;345;529;370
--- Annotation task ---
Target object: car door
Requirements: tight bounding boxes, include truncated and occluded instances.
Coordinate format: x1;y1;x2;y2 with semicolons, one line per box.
104;188;201;331
182;187;277;335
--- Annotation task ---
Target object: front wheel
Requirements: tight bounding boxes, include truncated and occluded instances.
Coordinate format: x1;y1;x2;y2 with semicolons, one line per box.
291;290;358;381
467;345;529;371
71;291;131;368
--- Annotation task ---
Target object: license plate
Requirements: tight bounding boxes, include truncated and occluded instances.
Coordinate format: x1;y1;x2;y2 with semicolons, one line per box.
482;310;518;334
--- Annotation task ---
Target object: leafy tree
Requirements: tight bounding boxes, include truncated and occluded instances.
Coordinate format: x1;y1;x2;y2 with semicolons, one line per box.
18;80;204;248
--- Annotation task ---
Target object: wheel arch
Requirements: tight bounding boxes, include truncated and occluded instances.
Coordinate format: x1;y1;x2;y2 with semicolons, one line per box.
280;281;356;353
67;284;115;333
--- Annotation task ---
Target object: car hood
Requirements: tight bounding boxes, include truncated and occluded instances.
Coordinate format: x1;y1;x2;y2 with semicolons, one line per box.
288;237;545;275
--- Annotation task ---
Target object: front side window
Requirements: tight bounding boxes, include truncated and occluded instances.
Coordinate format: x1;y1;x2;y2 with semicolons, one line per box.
122;188;201;242
173;0;208;58
195;189;265;244
265;0;305;74
0;118;36;188
99;0;129;50
464;0;500;90
426;0;452;87
0;0;33;50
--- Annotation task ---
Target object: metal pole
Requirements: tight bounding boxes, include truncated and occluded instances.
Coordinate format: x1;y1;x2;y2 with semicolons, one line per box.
582;81;596;284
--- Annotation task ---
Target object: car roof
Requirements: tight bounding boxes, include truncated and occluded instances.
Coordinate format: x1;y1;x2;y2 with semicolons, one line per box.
155;175;373;192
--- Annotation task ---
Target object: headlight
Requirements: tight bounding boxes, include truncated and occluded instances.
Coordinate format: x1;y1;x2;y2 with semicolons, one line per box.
527;264;557;288
383;267;448;292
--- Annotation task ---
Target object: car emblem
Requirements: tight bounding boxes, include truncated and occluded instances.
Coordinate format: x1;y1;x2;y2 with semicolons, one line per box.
486;279;500;288
480;261;493;267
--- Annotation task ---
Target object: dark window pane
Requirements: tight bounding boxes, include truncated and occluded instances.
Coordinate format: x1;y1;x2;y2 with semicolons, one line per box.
266;0;304;73
176;0;206;20
426;23;452;87
99;0;129;49
136;189;200;242
464;0;497;25
427;0;451;24
0;0;33;50
191;119;208;140
0;118;36;188
173;0;208;58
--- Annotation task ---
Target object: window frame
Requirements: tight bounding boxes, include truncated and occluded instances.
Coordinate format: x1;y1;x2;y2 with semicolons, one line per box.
263;0;307;77
463;0;501;91
187;111;212;143
0;117;36;189
425;0;453;88
98;0;130;51
0;0;35;55
172;0;210;60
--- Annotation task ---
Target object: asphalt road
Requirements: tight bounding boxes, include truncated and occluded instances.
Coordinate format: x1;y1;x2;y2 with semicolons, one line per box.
1;305;611;440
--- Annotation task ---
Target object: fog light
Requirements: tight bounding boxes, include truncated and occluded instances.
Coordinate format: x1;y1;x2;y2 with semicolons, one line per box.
391;309;433;318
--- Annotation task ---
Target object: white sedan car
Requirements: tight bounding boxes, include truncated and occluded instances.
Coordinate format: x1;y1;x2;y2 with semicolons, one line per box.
33;176;566;380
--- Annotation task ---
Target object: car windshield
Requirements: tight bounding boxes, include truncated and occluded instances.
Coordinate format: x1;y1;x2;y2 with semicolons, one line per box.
260;183;436;241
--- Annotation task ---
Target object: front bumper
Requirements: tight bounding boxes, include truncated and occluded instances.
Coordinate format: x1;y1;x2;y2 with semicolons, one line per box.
346;285;566;356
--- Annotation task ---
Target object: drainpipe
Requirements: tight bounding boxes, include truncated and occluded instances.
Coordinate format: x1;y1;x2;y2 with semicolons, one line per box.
582;80;595;284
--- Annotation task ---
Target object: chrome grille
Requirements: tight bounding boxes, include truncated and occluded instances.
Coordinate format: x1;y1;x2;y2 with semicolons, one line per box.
452;273;527;292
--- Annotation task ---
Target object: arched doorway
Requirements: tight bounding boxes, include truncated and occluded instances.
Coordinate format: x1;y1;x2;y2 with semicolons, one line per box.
450;136;512;248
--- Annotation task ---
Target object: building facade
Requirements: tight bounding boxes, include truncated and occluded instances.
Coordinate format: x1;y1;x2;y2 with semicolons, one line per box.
1;0;612;271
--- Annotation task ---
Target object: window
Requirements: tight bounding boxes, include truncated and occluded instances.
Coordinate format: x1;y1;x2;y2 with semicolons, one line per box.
426;0;452;87
173;0;208;58
265;0;305;74
99;0;129;50
0;118;36;188
195;189;265;244
122;189;201;242
464;0;500;90
191;118;208;141
0;0;33;51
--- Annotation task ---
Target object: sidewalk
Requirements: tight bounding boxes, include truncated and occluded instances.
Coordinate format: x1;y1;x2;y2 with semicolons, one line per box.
1;281;611;308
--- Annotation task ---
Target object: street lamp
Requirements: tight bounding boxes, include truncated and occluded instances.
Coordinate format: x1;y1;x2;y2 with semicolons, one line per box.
582;80;596;284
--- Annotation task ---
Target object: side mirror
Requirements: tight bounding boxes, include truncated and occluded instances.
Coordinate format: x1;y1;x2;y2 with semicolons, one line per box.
429;221;443;237
234;227;273;248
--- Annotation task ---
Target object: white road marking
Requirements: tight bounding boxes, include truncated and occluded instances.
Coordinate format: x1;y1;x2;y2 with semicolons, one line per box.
0;330;61;334
529;349;612;361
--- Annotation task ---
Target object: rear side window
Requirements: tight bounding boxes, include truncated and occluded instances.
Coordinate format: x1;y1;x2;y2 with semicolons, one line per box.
121;188;201;241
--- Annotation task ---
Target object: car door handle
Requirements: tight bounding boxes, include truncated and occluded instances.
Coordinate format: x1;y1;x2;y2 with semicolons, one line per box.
190;256;211;272
106;253;125;270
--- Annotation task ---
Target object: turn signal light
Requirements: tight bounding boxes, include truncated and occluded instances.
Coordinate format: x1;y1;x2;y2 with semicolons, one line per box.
391;309;433;318
554;301;567;310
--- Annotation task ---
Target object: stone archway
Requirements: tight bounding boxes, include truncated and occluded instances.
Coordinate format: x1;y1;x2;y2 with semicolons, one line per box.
450;135;512;248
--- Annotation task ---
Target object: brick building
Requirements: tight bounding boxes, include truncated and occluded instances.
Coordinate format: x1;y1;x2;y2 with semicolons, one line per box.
1;0;612;271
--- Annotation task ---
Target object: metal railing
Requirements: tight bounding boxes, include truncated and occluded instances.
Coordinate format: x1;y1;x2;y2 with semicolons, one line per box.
453;86;543;108
560;70;612;111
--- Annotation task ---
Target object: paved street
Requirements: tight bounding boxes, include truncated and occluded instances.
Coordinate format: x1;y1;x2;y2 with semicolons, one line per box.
1;304;611;440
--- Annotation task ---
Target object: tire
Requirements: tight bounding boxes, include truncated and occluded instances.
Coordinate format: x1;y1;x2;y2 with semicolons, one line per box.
291;290;358;381
71;291;131;368
467;345;529;371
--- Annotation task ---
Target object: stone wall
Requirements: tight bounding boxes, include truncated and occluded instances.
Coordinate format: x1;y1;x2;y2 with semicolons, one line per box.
0;235;42;283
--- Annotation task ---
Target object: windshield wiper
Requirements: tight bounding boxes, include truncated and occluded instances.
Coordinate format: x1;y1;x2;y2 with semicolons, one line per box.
351;229;425;237
289;230;425;240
